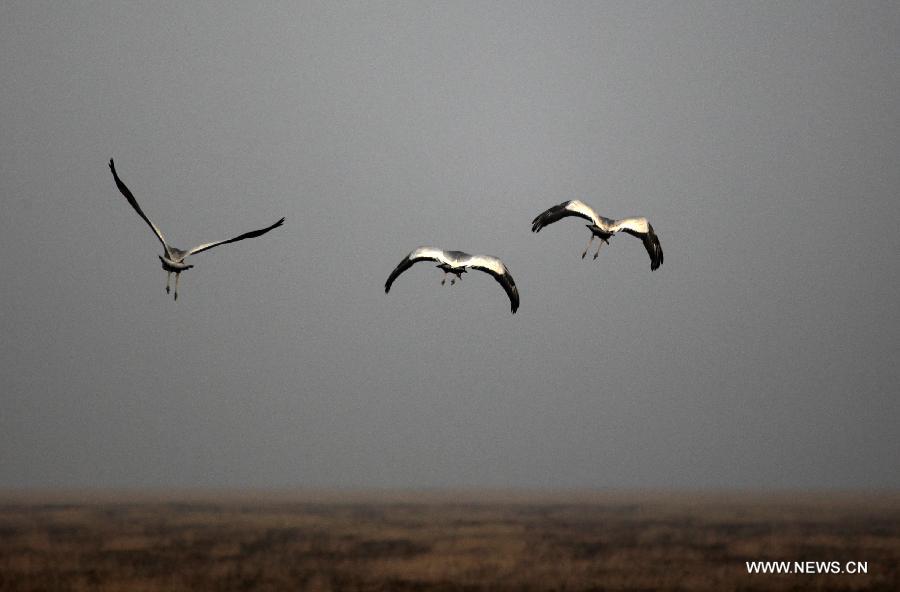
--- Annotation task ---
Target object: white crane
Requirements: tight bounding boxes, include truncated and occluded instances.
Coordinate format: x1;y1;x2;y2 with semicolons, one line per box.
531;200;663;271
109;159;285;300
385;247;520;313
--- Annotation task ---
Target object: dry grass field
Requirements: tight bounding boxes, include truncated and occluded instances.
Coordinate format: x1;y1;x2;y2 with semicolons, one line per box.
0;490;898;591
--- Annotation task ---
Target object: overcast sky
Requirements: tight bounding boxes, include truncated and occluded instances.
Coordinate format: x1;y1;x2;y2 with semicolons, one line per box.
1;1;898;490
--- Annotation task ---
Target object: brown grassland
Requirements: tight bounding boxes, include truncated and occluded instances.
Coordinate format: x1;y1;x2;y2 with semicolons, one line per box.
0;490;898;591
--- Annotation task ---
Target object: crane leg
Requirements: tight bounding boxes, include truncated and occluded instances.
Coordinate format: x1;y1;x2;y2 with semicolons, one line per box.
581;234;595;259
166;272;172;294
593;239;605;260
440;271;448;286
174;273;180;301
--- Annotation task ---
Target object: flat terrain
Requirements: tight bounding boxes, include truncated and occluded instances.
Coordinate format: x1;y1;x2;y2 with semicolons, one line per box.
0;490;898;591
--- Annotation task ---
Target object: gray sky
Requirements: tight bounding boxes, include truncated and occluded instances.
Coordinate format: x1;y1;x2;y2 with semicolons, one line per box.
1;1;898;490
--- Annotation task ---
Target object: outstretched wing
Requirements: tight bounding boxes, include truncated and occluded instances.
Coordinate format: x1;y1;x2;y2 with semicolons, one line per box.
186;217;285;257
384;247;448;293
465;255;520;314
108;158;169;250
531;200;601;232
614;218;664;271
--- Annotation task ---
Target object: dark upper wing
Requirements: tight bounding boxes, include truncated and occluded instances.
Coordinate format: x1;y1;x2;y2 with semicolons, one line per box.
108;158;169;249
466;255;520;314
641;225;663;271
186;218;285;257
531;200;600;232
384;247;446;293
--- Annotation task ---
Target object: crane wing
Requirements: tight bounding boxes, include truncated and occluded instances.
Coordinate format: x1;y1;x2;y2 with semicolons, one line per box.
465;255;520;314
108;159;170;251
531;200;601;232
185;217;285;257
384;247;448;293
615;218;664;271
